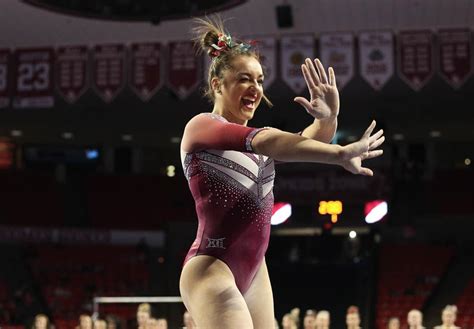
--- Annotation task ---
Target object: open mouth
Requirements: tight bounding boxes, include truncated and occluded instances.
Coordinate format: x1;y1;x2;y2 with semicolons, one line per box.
241;97;256;110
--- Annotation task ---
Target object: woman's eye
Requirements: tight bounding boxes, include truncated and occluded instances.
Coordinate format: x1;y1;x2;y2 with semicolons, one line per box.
258;80;264;84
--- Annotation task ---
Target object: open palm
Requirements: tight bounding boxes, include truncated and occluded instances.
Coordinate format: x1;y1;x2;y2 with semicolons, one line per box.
294;58;340;120
340;121;385;176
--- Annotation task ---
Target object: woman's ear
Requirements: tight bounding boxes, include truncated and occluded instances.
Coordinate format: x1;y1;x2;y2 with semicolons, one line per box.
211;77;221;94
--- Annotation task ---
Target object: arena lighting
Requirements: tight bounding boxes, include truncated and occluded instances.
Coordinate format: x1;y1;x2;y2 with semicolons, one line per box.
271;202;292;225
85;149;99;160
166;165;176;177
318;200;343;223
364;200;388;224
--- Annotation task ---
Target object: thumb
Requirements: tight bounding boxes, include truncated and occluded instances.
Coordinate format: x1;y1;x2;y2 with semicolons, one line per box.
294;97;312;112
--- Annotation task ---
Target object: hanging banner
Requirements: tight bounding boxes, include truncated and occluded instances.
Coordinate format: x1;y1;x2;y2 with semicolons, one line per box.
92;44;126;103
0;49;10;109
398;30;434;91
12;47;55;108
129;42;163;102
244;36;277;89
56;45;89;104
438;29;472;89
281;34;314;94
167;41;201;100
320;33;354;90
359;31;394;90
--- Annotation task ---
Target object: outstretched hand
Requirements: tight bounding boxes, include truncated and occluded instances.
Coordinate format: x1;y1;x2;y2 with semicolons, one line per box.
294;58;340;120
340;121;385;176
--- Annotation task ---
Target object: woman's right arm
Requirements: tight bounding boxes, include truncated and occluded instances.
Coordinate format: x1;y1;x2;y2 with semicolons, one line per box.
252;120;385;176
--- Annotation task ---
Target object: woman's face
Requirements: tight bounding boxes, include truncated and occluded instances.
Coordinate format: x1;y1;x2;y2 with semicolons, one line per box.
35;316;48;329
282;315;294;328
442;310;455;325
215;55;264;124
407;311;422;326
346;313;360;327
388;318;400;329
137;311;150;326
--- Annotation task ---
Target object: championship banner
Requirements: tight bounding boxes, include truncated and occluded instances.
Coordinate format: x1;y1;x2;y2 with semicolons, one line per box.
438;29;472;89
129;42;163;101
398;30;434;91
56;45;89;104
0;49;10;109
92;44;126;103
167;41;201;100
319;33;355;90
359;31;394;90
12;47;55;108
245;36;277;89
281;34;314;94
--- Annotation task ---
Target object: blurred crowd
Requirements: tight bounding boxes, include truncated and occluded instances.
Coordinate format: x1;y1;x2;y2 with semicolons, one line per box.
12;301;465;329
278;304;462;329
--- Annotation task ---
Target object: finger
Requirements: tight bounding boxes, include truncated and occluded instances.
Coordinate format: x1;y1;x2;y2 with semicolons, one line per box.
315;58;328;84
362;120;377;139
359;167;374;176
294;97;313;112
369;129;384;144
328;67;336;86
369;136;385;150
363;149;384;160
305;58;321;86
301;64;317;90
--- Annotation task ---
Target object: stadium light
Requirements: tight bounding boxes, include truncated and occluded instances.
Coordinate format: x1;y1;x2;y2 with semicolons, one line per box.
271;202;292;225
364;200;388;224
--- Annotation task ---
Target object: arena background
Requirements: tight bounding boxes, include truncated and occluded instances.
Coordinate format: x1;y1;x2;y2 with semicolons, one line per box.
0;0;473;328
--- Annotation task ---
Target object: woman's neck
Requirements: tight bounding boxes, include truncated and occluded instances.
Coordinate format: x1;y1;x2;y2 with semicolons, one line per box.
212;104;247;126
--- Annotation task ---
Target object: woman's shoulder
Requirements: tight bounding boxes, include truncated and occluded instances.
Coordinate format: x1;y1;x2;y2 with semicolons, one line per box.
186;112;227;125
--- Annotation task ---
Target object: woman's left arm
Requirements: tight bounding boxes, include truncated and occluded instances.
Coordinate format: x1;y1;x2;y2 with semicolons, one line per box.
294;58;340;143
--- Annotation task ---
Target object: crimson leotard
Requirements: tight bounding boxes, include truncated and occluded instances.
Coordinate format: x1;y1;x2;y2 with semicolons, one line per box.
180;113;275;294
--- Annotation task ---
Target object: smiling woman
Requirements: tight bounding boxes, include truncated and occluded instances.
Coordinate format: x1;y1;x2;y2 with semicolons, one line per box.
178;15;385;329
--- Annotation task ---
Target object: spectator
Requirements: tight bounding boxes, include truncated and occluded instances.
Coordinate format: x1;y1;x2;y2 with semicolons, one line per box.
303;309;317;329
137;303;151;329
282;313;297;329
346;306;361;329
407;309;425;329
32;314;50;329
434;305;460;329
387;317;400;329
315;310;330;329
183;311;196;329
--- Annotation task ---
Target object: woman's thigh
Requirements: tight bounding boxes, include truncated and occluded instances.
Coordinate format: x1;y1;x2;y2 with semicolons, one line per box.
179;255;254;329
243;259;275;329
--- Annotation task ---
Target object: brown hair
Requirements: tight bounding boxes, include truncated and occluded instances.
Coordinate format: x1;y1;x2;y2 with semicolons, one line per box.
192;15;272;107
